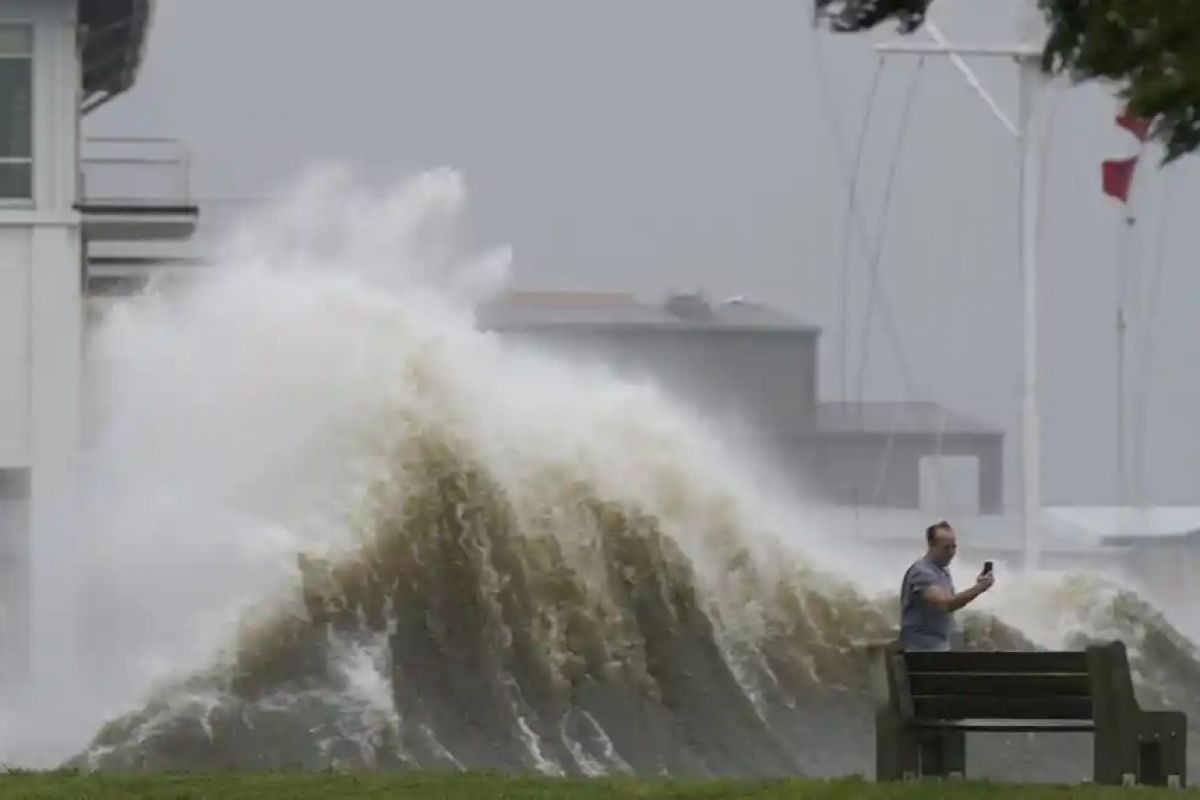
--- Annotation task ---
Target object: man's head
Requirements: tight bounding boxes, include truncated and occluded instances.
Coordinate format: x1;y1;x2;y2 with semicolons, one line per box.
925;520;957;567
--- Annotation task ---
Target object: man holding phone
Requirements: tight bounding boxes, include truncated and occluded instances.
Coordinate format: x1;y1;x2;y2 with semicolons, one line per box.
898;520;995;651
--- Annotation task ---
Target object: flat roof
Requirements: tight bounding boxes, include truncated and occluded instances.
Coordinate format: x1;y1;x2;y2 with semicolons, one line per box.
1043;505;1200;542
80;0;153;101
811;401;1000;436
809;506;1119;556
477;291;822;334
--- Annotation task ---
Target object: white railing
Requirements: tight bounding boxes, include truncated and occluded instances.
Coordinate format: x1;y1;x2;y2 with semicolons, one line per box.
80;137;192;208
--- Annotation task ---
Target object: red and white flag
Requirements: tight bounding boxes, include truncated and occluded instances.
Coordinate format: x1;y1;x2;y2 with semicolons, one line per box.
1102;109;1151;203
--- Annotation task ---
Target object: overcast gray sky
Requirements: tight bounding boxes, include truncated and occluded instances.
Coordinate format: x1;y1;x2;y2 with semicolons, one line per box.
87;0;1200;506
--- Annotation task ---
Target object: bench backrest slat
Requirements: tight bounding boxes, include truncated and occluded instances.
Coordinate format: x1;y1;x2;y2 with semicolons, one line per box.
905;650;1088;675
913;695;1094;721
901;650;1095;722
908;672;1092;697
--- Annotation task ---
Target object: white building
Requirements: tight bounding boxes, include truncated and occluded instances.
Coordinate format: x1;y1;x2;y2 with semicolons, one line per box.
0;0;193;684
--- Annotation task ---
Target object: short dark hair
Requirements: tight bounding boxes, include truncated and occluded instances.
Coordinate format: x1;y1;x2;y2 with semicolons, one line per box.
926;520;952;545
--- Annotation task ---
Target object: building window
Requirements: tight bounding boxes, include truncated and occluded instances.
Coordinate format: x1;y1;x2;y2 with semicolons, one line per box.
0;25;32;200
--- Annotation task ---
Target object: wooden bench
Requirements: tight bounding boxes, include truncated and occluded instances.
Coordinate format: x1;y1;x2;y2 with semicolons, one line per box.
869;639;1188;787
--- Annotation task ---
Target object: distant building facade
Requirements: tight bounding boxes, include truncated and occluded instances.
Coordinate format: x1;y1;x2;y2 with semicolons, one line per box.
478;291;1005;514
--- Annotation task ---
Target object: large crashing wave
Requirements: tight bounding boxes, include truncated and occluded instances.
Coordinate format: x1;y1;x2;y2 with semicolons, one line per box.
59;170;1200;779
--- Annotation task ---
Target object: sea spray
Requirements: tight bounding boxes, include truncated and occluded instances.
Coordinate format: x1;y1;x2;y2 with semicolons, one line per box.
8;168;1195;779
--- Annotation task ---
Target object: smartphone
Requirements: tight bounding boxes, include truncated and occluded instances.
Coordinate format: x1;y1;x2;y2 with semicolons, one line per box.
982;560;994;575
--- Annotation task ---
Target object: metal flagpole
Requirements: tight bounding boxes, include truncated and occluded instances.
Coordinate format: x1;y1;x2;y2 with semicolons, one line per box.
874;4;1049;570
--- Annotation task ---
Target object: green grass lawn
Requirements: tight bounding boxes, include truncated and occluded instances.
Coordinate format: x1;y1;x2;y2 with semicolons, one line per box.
0;773;1192;800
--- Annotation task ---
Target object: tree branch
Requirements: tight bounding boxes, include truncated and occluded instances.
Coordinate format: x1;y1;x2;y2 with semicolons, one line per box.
813;0;1200;161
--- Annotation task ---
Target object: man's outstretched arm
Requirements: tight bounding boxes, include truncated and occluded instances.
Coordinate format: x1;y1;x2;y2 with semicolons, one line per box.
922;574;994;613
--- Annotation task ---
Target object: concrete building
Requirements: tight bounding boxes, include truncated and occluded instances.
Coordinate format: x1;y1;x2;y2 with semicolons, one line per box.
0;0;193;683
478;290;1006;514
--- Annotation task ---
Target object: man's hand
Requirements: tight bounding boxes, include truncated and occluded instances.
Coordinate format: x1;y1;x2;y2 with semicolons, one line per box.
923;571;995;613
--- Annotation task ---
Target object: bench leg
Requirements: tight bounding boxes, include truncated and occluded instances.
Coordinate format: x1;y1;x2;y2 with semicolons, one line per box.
1097;711;1189;787
1094;722;1136;785
1138;711;1187;788
875;713;920;781
918;729;965;780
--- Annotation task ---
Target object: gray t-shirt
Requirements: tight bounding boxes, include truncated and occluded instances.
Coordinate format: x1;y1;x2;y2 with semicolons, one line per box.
899;556;955;651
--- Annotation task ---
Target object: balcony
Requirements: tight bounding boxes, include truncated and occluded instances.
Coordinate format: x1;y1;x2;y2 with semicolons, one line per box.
78;137;199;242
